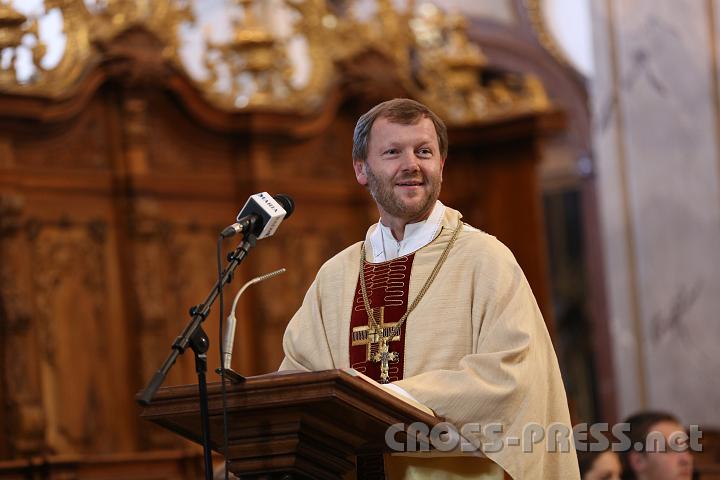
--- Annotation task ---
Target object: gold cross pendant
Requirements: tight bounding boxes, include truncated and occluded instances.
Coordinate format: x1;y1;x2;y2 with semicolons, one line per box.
351;307;400;361
372;338;399;384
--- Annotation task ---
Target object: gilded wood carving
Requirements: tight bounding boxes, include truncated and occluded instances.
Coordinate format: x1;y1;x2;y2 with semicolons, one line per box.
0;0;548;123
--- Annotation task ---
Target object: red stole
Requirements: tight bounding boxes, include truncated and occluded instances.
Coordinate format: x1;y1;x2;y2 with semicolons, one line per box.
349;253;414;383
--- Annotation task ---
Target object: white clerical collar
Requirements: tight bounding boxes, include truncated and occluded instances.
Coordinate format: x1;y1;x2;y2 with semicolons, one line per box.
368;201;446;262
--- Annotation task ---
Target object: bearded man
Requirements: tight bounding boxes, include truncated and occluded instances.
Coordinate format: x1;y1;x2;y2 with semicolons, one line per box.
279;98;579;479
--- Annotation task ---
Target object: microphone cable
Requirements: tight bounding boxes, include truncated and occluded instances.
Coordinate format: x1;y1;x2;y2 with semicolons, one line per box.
216;235;230;480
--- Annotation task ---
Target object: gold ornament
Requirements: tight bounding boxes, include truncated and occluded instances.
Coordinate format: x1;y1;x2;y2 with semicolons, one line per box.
0;0;550;121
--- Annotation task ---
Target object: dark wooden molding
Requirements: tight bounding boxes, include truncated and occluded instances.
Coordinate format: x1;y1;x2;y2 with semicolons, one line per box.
140;370;440;479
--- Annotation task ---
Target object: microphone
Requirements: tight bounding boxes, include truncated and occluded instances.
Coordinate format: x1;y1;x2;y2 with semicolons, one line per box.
221;193;294;239
222;268;286;371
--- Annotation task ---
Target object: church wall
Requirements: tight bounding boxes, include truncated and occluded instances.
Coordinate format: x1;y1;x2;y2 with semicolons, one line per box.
591;0;720;427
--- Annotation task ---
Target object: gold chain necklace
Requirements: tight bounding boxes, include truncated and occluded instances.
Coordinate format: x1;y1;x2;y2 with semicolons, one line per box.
358;220;463;382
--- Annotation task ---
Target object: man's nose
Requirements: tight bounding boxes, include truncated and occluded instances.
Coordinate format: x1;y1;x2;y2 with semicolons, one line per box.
399;149;421;171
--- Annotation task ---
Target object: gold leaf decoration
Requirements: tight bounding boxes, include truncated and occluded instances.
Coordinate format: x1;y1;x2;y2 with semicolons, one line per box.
0;0;549;122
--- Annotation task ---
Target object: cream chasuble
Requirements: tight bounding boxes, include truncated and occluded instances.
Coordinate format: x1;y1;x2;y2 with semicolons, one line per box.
280;206;580;479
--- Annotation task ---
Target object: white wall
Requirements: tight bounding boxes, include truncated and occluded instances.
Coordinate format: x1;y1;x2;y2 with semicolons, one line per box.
591;0;720;426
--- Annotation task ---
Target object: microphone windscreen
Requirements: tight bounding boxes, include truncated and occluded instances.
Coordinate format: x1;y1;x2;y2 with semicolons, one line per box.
236;192;288;239
273;194;295;219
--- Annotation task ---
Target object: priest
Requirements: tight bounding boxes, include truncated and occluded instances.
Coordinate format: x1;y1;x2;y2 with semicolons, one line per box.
279;98;580;479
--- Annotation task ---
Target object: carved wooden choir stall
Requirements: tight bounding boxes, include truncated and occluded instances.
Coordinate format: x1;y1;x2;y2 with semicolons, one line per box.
0;1;564;478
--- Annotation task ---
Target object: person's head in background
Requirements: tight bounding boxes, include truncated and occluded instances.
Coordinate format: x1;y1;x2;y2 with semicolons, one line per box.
579;449;622;480
620;411;693;480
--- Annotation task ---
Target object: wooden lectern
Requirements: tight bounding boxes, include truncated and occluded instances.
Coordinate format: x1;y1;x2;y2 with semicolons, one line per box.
138;370;440;479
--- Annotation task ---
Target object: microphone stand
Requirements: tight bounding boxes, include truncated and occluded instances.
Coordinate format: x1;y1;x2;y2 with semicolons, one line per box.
137;226;259;480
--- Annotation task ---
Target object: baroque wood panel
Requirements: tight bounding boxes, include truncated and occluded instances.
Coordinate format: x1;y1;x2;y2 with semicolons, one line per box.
0;185;136;454
0;194;45;456
0;23;564;477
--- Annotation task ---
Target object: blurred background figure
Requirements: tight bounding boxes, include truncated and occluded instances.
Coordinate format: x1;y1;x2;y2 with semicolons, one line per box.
579;449;622;480
620;411;694;480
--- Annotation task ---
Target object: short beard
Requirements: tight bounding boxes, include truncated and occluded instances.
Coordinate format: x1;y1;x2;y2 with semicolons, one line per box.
365;164;440;221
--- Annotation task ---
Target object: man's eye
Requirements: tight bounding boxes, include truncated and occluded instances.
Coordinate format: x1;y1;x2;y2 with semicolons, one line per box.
418;148;433;156
384;149;398;155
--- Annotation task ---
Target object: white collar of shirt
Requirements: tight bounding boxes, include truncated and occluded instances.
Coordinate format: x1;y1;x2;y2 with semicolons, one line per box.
368;201;446;262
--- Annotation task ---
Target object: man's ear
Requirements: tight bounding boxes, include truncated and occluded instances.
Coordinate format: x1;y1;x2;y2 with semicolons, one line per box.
628;451;647;474
354;160;368;186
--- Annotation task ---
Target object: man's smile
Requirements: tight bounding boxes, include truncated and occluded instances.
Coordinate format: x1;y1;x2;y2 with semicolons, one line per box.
395;178;425;188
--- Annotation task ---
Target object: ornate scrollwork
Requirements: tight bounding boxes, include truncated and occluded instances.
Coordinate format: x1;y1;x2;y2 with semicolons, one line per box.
0;0;549;122
411;6;491;120
0;0;190;95
0;2;41;85
202;0;293;108
523;0;574;70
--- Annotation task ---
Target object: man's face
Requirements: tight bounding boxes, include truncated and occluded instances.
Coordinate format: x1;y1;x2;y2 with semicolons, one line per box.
630;421;693;480
353;116;445;225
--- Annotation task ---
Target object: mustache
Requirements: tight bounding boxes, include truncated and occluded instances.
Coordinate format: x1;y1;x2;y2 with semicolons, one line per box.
393;174;425;184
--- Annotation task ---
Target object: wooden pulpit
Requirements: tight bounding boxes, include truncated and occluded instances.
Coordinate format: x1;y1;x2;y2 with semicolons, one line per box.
138;370;440;479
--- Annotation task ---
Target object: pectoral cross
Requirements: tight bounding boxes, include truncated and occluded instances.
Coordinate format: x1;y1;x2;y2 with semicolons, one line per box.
372;338;399;384
352;307;401;383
